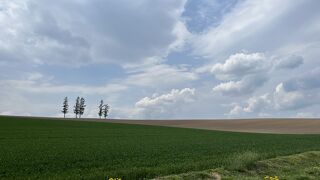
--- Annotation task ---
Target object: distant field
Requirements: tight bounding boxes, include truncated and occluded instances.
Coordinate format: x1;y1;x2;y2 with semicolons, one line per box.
1;116;320;179
108;118;320;134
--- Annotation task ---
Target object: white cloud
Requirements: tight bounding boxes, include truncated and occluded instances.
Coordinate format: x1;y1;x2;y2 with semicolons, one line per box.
272;69;320;111
273;83;306;110
212;75;266;96
192;0;320;58
133;88;195;118
229;94;271;116
243;94;271;113
211;52;269;96
0;0;189;66
210;52;307;96
192;0;285;57
229;105;243;116
229;80;319;116
211;52;267;80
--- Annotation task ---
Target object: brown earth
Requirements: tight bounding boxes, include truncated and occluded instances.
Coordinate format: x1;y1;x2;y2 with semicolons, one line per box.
2;115;320;134
106;118;320;134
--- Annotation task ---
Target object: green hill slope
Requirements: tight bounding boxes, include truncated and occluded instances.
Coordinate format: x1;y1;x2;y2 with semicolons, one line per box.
1;116;320;179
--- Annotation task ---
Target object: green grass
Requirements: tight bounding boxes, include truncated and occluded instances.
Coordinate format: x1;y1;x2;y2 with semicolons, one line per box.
1;116;320;179
156;151;320;179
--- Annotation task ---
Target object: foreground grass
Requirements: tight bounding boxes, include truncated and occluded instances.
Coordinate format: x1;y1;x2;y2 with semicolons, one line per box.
155;151;320;179
1;116;320;179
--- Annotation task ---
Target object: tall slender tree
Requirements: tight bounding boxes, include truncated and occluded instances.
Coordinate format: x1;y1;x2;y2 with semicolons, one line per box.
79;97;86;118
103;104;110;119
61;97;68;118
74;97;80;118
98;100;104;119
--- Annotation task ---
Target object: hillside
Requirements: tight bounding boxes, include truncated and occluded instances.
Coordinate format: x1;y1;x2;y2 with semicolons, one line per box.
1;116;320;179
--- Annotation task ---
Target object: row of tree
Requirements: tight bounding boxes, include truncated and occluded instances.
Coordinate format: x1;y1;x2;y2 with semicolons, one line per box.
61;97;110;119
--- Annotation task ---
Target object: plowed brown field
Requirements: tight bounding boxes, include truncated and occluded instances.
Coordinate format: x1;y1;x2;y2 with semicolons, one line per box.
107;118;320;134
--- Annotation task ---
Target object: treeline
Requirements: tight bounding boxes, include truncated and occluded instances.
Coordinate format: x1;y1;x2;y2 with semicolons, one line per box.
61;97;110;119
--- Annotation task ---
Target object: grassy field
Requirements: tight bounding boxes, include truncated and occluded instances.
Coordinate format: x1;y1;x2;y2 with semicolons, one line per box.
1;116;320;179
157;151;320;179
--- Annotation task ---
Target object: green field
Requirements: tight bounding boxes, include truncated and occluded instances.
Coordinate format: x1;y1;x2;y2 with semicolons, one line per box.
1;116;320;179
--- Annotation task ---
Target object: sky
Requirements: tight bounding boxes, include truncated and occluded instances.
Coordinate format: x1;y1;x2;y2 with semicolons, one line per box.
0;0;320;119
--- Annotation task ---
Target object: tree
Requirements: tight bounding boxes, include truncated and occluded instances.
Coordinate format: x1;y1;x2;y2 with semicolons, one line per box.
103;104;110;119
79;97;86;118
98;100;104;119
74;97;80;118
61;97;68;118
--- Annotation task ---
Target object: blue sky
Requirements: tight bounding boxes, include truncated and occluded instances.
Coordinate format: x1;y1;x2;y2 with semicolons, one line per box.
0;0;320;119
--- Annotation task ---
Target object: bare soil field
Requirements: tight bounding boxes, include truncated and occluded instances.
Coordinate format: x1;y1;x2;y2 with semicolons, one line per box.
2;115;320;134
107;118;320;134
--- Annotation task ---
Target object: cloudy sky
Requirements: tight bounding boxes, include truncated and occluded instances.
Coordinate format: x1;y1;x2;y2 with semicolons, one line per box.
1;0;320;119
